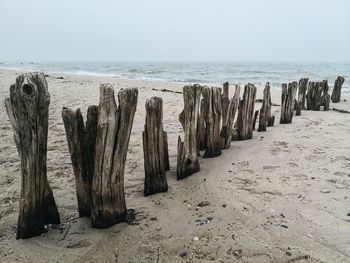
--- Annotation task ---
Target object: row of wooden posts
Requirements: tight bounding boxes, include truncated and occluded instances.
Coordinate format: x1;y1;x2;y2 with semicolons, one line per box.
4;72;345;239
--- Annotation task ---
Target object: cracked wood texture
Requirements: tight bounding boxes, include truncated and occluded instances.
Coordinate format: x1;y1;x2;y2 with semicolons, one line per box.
62;106;98;217
280;82;298;124
177;85;201;180
236;83;257;140
221;84;240;149
298;78;309;110
306;81;323;111
331;76;345;103
258;83;272;132
143;97;169;196
4;72;60;239
321;80;330;111
91;85;138;228
202;86;222;158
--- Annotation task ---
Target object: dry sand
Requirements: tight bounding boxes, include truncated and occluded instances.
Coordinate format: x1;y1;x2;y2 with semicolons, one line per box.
1;69;350;263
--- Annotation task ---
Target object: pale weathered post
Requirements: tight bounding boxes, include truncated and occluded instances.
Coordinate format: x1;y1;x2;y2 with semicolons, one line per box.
91;85;138;228
5;72;60;239
258;82;273;132
143;97;169;196
62;106;98;216
280;82;298;124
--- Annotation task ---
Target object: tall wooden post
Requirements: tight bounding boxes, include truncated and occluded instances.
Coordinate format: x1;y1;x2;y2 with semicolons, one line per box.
4;72;60;239
91;85;138;228
236;83;257;140
143;97;169;196
202;86;222;158
306;81;323;111
280;82;298;124
258;82;272;132
221;85;240;148
331;76;345;103
298;78;309;110
62;106;98;217
177;85;201;180
321;80;330;111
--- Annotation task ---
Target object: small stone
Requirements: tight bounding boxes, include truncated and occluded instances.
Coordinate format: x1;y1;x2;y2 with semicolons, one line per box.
281;224;288;229
192;236;199;241
180;251;187;257
198;201;210;207
222;204;227;208
321;189;331;193
286;251;292;256
311;176;315;179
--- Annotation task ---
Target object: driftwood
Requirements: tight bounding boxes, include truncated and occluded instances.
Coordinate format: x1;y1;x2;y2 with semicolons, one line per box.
321;80;330;111
202;86;222;158
62;106;98;217
4;72;60;239
298;78;309;110
236;84;257;140
306;81;323;111
143;97;169;196
91;85;138;228
177;85;201;180
331;76;345;103
258;83;273;131
221;85;240;148
280;82;298;124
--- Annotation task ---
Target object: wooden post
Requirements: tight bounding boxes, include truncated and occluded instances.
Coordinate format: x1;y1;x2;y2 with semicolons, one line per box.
221;85;240;148
258;82;272;132
62;106;98;217
91;85;138;228
306;81;323;111
331;76;345;103
252;110;259;130
202;86;222;158
236;83;257;140
298;78;309;110
280;82;298;124
177;85;201;180
4;72;60;239
143;97;169;196
321;80;330;111
197;99;206;151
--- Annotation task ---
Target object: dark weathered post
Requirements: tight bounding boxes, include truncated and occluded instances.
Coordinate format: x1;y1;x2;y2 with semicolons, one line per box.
143;97;169;196
221;85;240;148
236;83;257;140
62;106;98;217
331;76;345;103
91;85;138;228
280;82;298;124
321;80;330;111
306;81;323;111
197;99;206;151
202;86;222;158
177;85;201;180
258;82;272;132
298;78;309;110
4;72;60;239
252;110;259;130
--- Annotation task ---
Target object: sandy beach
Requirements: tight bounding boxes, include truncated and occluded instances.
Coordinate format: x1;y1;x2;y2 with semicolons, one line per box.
1;69;350;263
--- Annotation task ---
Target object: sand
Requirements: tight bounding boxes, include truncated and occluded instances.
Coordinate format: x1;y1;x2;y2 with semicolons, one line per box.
1;69;350;263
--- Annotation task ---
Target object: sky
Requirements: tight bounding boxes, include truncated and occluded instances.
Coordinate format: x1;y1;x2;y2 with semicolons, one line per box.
0;0;349;62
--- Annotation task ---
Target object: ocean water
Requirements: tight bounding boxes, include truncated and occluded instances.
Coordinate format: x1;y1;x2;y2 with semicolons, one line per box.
1;61;349;94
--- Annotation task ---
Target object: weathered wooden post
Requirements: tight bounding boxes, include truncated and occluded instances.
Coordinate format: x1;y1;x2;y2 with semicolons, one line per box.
221;85;240;148
143;97;169;196
197;99;206;151
306;81;323;111
252;110;259;130
202;86;222;158
298;78;309;110
331;76;345;103
177;85;201;180
321;80;330;111
62;106;98;216
236;83;257;140
91;85;138;228
4;72;60;239
258;82;273;132
280;82;298;124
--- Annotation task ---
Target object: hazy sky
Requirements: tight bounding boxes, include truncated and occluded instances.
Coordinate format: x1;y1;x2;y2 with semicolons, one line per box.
0;0;349;62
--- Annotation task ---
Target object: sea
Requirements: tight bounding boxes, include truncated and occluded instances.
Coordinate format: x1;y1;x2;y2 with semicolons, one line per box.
1;61;349;94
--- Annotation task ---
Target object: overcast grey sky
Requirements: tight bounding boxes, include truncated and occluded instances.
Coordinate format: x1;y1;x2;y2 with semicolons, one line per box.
0;0;349;62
